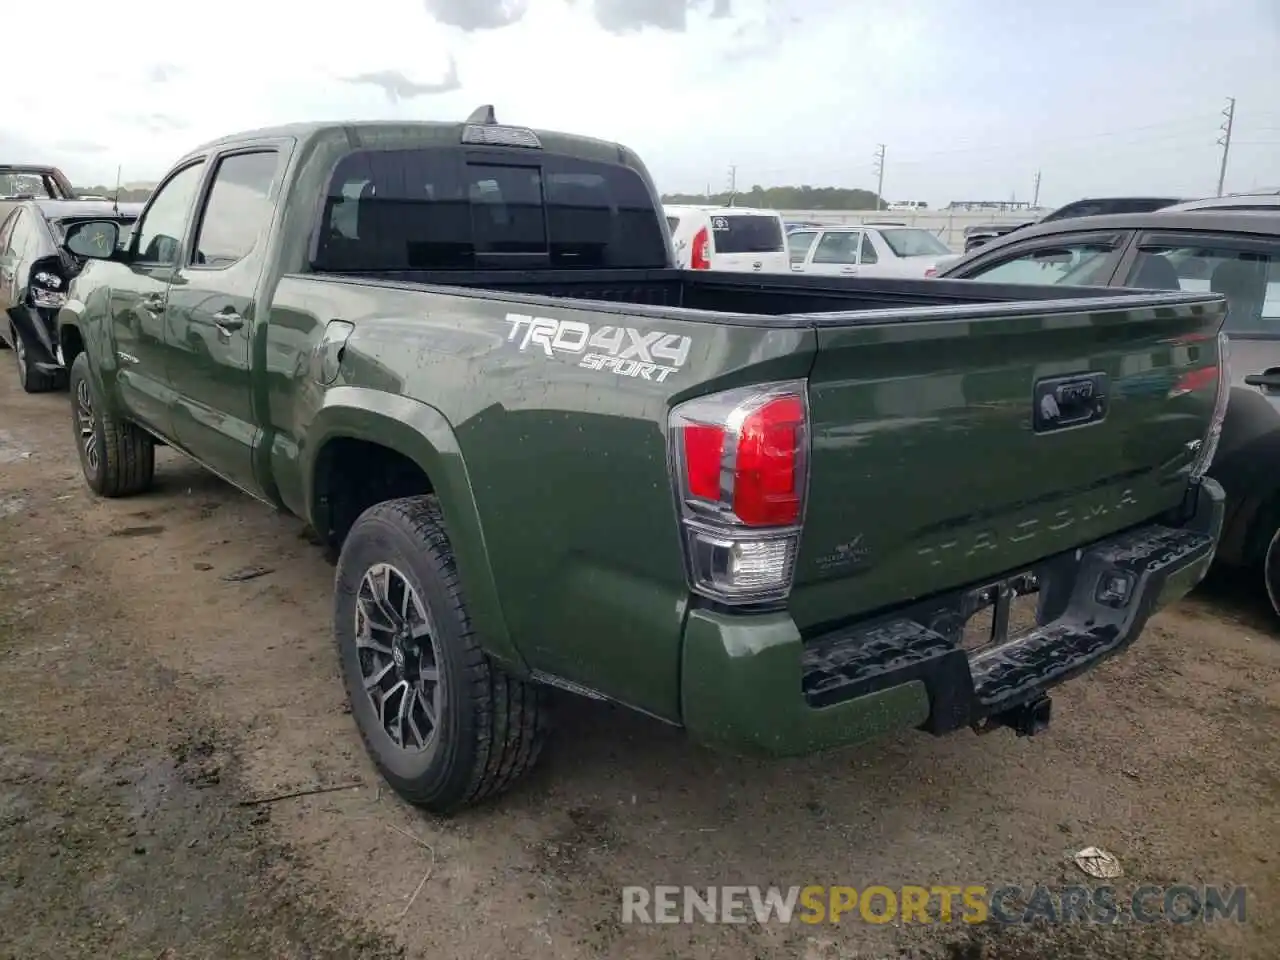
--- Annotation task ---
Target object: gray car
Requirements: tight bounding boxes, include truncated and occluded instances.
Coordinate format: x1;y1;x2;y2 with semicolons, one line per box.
939;209;1280;613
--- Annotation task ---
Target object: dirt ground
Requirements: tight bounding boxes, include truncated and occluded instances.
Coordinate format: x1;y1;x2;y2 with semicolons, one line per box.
1;370;1277;960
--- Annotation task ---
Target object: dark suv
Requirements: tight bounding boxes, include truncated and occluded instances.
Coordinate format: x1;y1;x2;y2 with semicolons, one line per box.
963;197;1187;253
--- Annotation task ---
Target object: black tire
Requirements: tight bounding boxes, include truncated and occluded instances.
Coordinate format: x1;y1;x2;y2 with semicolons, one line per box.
12;325;58;393
335;496;548;814
1263;525;1280;621
68;351;156;497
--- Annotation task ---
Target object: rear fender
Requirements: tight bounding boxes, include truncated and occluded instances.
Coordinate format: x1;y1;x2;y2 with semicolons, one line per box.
305;389;525;673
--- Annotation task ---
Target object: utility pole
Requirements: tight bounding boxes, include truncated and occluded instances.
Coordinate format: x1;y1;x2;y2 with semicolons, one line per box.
1032;169;1042;208
1217;97;1235;197
872;144;886;210
726;164;737;206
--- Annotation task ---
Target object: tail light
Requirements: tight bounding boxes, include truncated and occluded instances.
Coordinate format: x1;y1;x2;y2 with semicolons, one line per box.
690;227;711;270
1183;331;1231;479
668;381;809;604
924;267;938;278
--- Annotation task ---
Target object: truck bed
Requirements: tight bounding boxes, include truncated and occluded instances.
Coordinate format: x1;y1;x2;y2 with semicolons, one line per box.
310;268;1167;325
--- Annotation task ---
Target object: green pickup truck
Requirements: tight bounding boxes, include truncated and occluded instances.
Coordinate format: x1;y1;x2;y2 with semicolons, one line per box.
55;109;1230;813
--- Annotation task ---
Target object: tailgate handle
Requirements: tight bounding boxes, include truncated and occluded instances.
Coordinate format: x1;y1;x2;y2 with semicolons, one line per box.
1033;372;1109;434
1244;370;1280;391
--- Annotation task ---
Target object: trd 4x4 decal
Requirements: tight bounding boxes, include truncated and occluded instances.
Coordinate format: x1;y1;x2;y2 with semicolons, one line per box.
505;312;692;382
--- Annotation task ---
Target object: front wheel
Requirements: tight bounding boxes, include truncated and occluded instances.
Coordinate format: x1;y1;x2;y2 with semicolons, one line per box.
335;496;549;814
68;352;156;497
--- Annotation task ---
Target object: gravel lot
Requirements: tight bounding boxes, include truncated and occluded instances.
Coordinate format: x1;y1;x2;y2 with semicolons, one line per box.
0;369;1276;959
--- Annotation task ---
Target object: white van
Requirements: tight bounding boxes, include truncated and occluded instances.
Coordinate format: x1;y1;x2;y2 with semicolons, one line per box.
663;204;791;274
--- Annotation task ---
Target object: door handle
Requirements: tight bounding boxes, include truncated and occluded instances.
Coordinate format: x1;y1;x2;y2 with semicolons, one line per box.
1244;371;1280;391
213;308;245;334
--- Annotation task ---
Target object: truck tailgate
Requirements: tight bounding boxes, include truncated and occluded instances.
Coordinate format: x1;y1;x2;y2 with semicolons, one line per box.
790;293;1228;630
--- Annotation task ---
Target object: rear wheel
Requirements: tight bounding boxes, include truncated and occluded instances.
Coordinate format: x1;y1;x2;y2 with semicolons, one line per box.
68;352;156;497
335;496;548;814
12;325;58;393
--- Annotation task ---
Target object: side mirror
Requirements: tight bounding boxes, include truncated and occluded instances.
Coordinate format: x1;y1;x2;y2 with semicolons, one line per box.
64;220;121;260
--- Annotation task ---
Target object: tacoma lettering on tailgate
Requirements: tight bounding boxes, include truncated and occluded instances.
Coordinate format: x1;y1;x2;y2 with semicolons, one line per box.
505;312;692;382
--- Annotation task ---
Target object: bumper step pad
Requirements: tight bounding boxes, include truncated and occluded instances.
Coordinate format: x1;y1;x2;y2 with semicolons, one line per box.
800;524;1215;731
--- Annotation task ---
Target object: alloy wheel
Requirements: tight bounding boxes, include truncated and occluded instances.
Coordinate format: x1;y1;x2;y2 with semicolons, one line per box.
355;563;444;753
76;378;100;474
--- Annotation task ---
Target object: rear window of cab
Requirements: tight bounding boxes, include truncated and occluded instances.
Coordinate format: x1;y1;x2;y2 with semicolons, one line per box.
314;148;667;271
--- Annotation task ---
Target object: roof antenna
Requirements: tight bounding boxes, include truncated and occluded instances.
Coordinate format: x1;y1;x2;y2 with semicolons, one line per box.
466;104;497;124
112;164;121;216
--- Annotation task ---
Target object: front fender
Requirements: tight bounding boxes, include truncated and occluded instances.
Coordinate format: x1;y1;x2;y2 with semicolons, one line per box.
57;284;123;414
304;387;526;674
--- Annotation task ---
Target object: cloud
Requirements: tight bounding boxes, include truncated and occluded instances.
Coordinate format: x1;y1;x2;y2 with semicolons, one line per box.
130;113;189;133
423;0;734;34
146;63;182;83
422;0;529;30
53;139;108;154
342;57;462;102
583;0;732;33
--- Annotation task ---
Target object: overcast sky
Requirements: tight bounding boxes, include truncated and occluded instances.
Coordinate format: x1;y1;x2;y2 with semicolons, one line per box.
4;0;1278;206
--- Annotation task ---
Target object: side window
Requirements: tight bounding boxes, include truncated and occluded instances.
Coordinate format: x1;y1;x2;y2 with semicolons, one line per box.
812;231;860;264
191;152;281;268
788;230;816;262
860;232;879;264
1123;243;1280;334
964;242;1116;285
134;161;206;266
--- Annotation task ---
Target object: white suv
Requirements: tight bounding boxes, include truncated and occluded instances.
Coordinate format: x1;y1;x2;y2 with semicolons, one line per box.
788;222;955;278
664;205;791;274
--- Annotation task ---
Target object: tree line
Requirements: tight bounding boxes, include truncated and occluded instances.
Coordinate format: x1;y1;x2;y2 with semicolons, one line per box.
661;185;890;210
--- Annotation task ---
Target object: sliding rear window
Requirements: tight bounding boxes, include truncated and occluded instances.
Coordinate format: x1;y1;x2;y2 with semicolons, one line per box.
709;214;784;254
313;147;667;271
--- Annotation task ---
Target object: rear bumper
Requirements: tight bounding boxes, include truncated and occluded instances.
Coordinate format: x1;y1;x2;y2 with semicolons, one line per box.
679;477;1224;756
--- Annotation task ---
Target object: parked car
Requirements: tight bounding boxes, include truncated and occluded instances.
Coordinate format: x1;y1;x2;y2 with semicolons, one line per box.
0;164;77;228
1163;191;1280;213
787;223;955;277
664;204;791;273
0;199;143;391
57;111;1226;814
939;209;1280;613
960;196;1187;253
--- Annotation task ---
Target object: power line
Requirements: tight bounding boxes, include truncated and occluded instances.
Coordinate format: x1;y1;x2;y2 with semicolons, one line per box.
1217;97;1236;196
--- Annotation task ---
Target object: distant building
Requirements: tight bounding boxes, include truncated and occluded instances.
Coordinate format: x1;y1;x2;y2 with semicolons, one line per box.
944;200;1038;212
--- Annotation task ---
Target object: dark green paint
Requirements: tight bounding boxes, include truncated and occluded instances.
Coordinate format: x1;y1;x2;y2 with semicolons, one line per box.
680;608;932;755
58;119;1229;752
